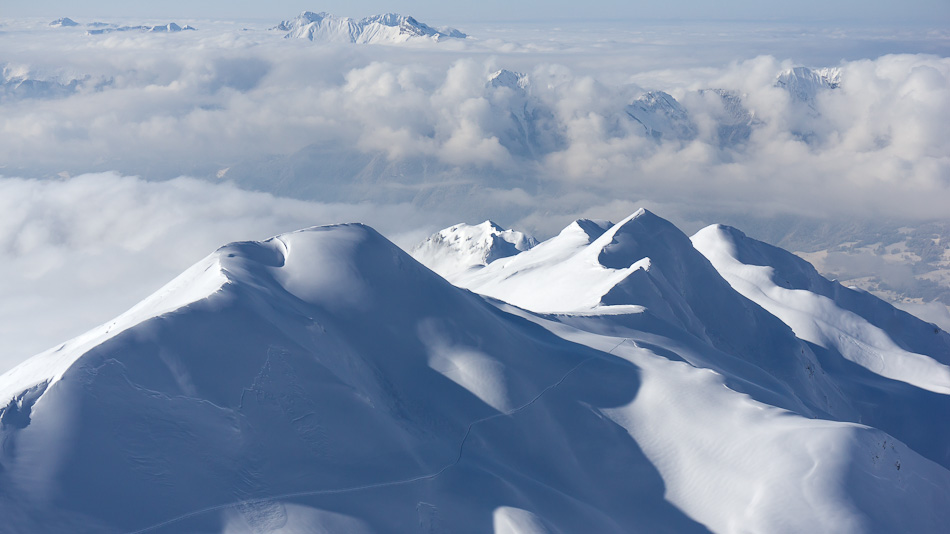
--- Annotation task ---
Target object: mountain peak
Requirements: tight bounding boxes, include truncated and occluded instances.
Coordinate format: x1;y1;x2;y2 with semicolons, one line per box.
625;91;697;141
49;17;79;27
488;69;529;91
775;66;840;104
561;218;612;241
590;209;682;270
411;221;537;282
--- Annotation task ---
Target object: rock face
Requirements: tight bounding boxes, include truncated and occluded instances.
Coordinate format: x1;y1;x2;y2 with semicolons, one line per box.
1;213;948;533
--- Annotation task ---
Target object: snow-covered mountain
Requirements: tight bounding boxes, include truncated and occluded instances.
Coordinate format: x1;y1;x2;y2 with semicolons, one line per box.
1;73;83;101
274;12;466;44
2;212;948;532
773;66;841;142
625;91;698;142
776;66;840;106
85;22;196;35
0;65;111;102
693;223;950;394
692;223;950;466
701;88;757;146
615;67;837;147
412;220;537;281
419;209;950;462
485;69;566;158
48;17;79;28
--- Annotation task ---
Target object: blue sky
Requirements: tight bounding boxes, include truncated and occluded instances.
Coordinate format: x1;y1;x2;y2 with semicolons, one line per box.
6;0;950;25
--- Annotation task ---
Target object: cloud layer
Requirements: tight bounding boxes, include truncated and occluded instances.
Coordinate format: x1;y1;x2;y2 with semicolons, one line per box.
1;18;948;371
2;21;948;229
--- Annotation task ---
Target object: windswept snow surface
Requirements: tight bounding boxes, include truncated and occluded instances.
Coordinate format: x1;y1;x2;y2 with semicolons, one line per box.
1;216;948;533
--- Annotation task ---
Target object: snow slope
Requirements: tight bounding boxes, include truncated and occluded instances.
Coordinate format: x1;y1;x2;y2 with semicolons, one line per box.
274;12;466;44
1;217;948;533
692;223;950;465
693;224;950;393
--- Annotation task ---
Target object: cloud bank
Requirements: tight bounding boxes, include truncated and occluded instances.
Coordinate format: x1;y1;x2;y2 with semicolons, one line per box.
2;22;948;229
1;18;948;371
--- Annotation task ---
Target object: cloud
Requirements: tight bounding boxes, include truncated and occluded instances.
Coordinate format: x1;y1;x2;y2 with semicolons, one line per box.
1;20;949;372
4;27;948;222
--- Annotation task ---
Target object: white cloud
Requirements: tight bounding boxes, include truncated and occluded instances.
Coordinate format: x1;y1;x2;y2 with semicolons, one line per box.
3;28;947;219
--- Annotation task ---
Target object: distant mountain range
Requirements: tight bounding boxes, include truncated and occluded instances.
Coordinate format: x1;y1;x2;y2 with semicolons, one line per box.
85;22;197;35
272;11;466;44
47;17;196;34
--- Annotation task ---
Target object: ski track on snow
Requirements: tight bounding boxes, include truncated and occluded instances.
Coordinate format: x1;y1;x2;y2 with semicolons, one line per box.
126;339;633;534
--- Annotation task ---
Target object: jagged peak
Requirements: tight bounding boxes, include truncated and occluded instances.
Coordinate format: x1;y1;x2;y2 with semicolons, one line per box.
632;90;679;107
488;69;529;90
775;66;840;103
275;11;465;42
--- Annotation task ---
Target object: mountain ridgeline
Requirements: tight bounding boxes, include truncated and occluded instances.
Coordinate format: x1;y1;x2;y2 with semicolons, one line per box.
0;209;947;533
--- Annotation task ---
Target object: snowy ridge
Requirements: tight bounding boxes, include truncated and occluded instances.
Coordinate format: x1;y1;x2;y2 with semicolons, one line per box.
692;223;950;467
692;224;950;393
1;216;948;532
454;209;849;415
0;251;227;408
274;11;466;44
